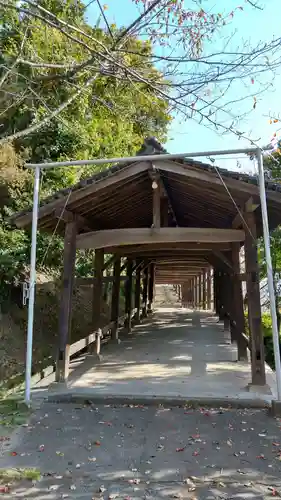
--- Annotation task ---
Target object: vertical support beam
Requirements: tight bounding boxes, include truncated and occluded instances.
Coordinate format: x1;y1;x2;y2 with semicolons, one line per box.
194;276;198;309
231;243;248;360
148;263;155;312
56;220;77;383
111;257;121;342
142;264;149;317
153;182;161;228
198;273;202;310
244;211;266;386
160;197;169;227
91;248;104;355
206;268;211;310
125;259;133;332
134;262;141;322
202;270;207;310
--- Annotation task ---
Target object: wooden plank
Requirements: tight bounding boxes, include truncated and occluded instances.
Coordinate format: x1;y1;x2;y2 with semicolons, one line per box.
105;243;233;254
56;220;77;383
148;263;155;311
156;159;281;203
142;265;149;316
15;161;151;228
212;250;233;271
77;228;245;250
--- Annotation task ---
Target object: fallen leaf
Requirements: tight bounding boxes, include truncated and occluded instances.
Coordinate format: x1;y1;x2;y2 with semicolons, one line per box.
99;485;106;493
88;457;97;462
257;454;265;459
95;441;101;446
176;447;185;452
192;451;199;456
0;486;10;493
70;484;76;490
11;451;17;456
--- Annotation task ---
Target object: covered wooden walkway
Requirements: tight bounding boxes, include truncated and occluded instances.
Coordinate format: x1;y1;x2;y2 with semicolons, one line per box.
12;137;281;397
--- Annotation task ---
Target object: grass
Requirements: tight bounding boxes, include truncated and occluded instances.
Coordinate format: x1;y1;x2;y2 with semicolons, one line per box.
0;468;41;483
0;397;30;429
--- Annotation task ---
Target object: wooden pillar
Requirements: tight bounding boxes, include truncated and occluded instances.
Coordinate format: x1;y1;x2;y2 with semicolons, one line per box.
90;248;104;354
134;262;141;322
125;259;133;332
153;183;161;228
148;263;155;312
192;278;195;309
198;273;202;310
161;197;169;227
194;276;198;308
244;211;266;386
142;264;149;317
206;268;211;310
56;220;77;383
110;257;121;342
231;243;248;360
202;270;207;310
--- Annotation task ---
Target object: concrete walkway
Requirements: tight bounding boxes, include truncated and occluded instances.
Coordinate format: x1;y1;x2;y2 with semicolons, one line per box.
44;309;277;405
1;402;281;499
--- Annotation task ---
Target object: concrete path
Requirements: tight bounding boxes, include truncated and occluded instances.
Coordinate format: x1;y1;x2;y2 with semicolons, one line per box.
42;309;277;405
1;401;281;498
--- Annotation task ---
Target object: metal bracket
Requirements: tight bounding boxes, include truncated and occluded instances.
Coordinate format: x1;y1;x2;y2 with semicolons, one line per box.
22;281;30;306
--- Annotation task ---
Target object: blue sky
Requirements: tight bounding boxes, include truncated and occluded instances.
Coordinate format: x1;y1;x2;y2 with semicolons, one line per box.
86;0;281;172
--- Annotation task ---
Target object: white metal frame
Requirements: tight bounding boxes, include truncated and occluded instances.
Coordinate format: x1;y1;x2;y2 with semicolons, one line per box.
24;147;281;403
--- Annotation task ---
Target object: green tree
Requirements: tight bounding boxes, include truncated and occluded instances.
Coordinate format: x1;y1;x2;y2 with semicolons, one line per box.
0;0;171;300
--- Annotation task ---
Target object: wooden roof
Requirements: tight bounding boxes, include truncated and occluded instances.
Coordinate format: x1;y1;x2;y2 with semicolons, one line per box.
12;137;281;235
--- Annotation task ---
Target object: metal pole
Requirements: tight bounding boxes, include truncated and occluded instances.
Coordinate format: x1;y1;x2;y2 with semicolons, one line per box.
25;166;40;404
25;147;271;169
256;148;281;400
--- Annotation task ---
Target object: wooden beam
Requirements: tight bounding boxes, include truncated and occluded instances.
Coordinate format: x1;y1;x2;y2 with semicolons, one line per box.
149;166;178;225
125;259;133;332
156;159;281;203
231;243;248;360
243;210;266;386
56;220;77;383
110;257;121;341
77;228;245;250
232;198;260;228
104;243;233;254
134;261;141;322
212;250;233;271
152;183;161;228
92;249;104;332
15;161;151;228
54;208;91;231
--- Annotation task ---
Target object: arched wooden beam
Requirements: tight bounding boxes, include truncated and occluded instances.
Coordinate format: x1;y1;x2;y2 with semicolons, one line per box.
76;227;245;250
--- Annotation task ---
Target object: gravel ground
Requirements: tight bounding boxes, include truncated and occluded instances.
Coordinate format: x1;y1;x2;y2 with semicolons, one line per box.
1;401;281;499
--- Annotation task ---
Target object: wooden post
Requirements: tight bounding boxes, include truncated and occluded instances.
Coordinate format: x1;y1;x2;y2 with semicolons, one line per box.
56;220;77;383
153;183;161;228
202;270;207;310
148;263;155;312
244;211;266;386
134;263;141;322
142;265;149;317
192;278;195;309
161;197;169;227
90;248;104;355
207;268;211;310
125;259;133;332
110;257;121;342
198;273;203;309
231;243;248;360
